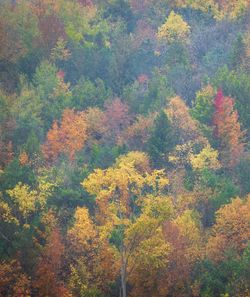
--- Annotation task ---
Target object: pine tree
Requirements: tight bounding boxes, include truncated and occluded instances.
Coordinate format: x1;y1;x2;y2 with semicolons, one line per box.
147;110;175;168
229;34;245;69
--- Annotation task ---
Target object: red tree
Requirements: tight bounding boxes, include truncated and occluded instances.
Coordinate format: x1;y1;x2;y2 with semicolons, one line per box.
213;88;245;167
102;98;131;143
33;228;71;297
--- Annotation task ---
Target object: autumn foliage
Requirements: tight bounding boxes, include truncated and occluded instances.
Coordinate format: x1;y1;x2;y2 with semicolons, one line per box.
0;260;31;297
102;98;131;143
213;89;245;167
42;109;87;162
33;228;71;297
157;11;190;43
0;0;249;296
206;195;250;262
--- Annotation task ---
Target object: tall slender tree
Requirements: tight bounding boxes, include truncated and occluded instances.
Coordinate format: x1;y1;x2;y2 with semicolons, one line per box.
213;89;245;167
147;111;175;168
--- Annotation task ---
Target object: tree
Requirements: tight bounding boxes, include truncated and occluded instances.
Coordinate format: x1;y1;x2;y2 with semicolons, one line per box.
170;0;249;19
206;195;250;262
157;11;190;43
189;145;221;171
101;0;135;32
0;91;15;169
0;141;14;171
167;96;206;144
11;78;43;149
147;111;175;168
0;0;40;90
192;168;240;226
212;67;250;134
5;176;54;226
169;0;215;14
32;61;72;129
213;89;245;167
160;210;203;297
0;1;39;64
127;212;171;297
68;207;97;251
37;12;66;55
33;227;71;297
72;77;111;110
82;152;171;297
214;0;249;19
42;109;88;162
102;98;131;144
67;207;119;296
166;96;208;171
191;85;216;141
123;70;174;114
7;183;38;221
229;34;245;70
0;259;31;297
84;107;107;147
191;85;215;126
244;30;250;72
119;114;155;150
194;245;250;297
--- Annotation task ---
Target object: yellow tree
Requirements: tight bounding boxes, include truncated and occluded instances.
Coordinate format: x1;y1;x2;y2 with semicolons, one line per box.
173;210;203;262
157;11;190;43
189;145;221;171
166;96;206;144
207;195;250;262
125;194;173;297
214;0;249;19
82;151;171;297
157;209;203;297
7;183;38;221
67;207;119;296
6;176;54;226
166;96;209;197
125;197;203;297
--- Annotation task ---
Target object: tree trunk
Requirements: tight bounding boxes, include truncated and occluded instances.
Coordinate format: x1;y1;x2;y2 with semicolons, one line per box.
120;247;127;297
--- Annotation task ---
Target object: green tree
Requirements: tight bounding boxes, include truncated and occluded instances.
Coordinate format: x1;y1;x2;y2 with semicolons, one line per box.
123;70;174;114
72;77;111;109
33;61;72;129
147;111;176;168
191;85;215;126
228;34;245;69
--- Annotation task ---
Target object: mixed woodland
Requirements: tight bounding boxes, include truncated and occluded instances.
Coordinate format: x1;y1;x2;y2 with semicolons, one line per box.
0;0;250;296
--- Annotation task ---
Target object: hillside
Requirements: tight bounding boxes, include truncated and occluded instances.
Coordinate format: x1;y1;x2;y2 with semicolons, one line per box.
0;1;250;296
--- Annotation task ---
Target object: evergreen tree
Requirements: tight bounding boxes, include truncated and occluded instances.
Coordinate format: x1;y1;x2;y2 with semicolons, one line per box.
147;110;175;168
229;34;245;69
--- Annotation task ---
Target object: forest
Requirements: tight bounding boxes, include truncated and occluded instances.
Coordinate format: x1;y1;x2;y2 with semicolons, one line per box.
0;0;250;296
